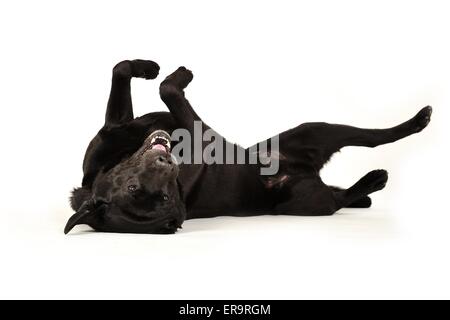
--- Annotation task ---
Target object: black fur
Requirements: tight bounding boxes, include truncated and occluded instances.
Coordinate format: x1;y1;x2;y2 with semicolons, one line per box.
70;187;91;211
65;59;432;234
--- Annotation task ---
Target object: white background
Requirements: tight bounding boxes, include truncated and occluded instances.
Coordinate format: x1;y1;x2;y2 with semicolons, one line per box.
0;0;449;299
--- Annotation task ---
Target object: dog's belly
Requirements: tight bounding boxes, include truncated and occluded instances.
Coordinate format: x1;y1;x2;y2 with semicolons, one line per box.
178;163;274;219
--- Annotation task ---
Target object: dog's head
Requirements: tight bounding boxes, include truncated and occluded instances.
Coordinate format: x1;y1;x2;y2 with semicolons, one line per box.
65;130;186;234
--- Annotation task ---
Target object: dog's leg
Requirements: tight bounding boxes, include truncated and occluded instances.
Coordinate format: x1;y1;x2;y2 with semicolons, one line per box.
333;170;389;209
160;67;235;157
278;106;432;170
321;106;431;148
274;176;339;215
274;170;387;215
105;60;160;127
329;186;372;208
159;67;209;132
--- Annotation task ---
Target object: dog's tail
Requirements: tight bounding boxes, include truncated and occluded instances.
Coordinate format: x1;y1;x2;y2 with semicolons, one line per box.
70;187;91;211
329;186;372;208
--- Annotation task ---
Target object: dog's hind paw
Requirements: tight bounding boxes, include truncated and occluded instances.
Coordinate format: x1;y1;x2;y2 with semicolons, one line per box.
412;106;432;133
360;169;389;194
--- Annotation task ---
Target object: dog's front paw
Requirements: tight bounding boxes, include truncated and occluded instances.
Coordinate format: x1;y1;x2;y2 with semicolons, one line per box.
411;106;432;133
161;66;193;90
130;59;160;79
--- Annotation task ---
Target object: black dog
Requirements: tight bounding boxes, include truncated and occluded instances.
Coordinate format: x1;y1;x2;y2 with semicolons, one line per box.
65;59;432;234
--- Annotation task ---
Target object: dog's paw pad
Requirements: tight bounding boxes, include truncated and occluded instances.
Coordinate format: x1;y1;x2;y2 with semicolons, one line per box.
412;106;432;132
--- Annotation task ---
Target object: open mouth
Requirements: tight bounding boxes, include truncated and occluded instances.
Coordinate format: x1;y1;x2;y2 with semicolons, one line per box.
144;130;171;154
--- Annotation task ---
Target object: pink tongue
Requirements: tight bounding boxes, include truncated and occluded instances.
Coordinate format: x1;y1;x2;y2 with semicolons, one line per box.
151;144;166;152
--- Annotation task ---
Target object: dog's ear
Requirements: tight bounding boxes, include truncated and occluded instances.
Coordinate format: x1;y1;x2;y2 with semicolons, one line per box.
64;199;107;234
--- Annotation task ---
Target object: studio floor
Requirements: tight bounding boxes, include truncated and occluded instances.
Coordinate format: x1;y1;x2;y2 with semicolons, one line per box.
2;204;449;299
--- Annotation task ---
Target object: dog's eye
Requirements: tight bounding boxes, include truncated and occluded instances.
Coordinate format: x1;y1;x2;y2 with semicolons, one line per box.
163;194;169;201
127;185;138;193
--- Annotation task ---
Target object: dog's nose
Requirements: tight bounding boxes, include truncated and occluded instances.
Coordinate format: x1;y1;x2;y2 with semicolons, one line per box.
155;155;173;166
